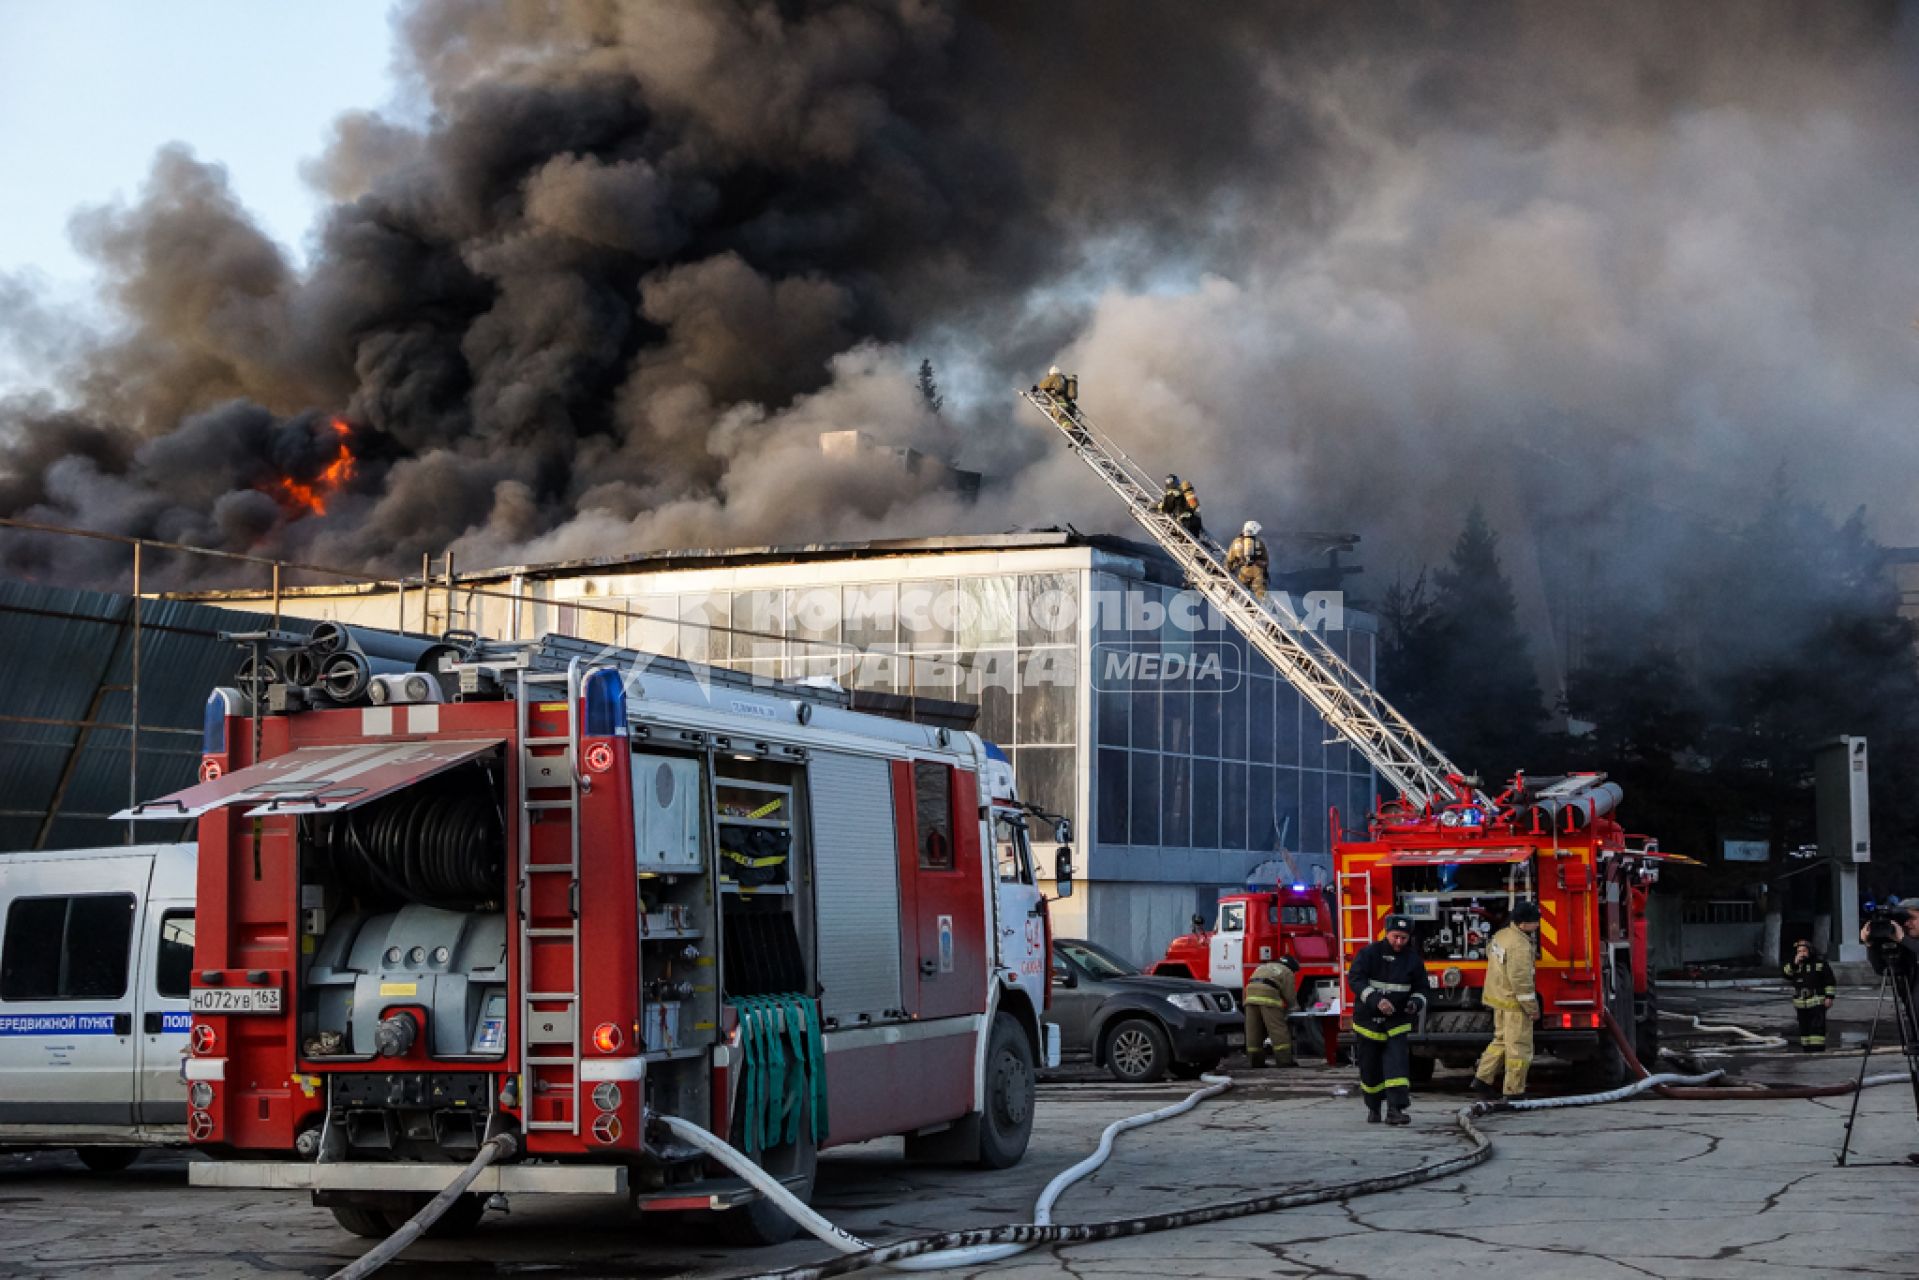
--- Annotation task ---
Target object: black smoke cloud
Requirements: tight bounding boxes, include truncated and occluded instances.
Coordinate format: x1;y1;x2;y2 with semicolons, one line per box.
1;2;1915;620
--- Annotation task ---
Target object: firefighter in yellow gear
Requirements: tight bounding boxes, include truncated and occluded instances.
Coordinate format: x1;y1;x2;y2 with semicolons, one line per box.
1243;955;1299;1068
1036;365;1079;404
1226;520;1270;599
1473;901;1540;1099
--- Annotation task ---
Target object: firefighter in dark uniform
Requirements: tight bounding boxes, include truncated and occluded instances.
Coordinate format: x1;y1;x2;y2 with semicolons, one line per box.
1783;939;1837;1052
1348;913;1430;1125
1157;474;1204;536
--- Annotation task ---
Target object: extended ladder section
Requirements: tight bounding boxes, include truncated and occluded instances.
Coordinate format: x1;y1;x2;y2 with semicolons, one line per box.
1019;386;1469;809
516;659;584;1135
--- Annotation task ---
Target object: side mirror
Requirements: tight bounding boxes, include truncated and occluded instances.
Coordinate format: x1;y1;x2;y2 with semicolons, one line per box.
1054;846;1074;899
1191;913;1207;933
1051;963;1076;988
1055;818;1073;845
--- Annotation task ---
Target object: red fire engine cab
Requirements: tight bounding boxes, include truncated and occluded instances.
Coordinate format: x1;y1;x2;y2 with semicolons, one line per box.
120;635;1065;1242
1334;773;1667;1085
1150;884;1341;1008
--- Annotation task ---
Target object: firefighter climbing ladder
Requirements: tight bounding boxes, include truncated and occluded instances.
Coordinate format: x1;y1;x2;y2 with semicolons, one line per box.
1019;386;1471;810
515;659;585;1135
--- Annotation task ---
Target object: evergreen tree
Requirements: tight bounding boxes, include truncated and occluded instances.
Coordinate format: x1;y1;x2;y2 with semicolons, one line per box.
916;358;944;416
1379;507;1549;784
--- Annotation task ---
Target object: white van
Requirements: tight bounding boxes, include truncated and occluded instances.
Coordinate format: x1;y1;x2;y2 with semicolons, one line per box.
0;843;194;1169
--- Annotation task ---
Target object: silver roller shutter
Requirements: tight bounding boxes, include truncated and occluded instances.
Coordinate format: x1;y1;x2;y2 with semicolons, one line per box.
809;751;902;1023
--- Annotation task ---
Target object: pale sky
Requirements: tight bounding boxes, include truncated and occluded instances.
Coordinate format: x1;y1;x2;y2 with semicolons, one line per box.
0;3;400;300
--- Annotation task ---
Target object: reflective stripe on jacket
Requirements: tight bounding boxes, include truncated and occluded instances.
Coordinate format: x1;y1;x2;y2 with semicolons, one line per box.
1783;957;1837;1008
1245;962;1296;1009
1482;925;1538;1013
1348;938;1430;1031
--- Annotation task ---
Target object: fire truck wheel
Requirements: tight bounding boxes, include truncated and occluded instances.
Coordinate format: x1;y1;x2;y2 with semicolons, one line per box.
1635;982;1661;1063
976;1013;1037;1169
720;1098;819;1246
75;1147;138;1174
1408;1053;1436;1085
392;1192;489;1238
329;1205;397;1239
1103;1017;1171;1084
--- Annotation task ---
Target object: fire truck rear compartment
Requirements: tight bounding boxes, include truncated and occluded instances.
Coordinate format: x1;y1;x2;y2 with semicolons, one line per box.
297;761;510;1158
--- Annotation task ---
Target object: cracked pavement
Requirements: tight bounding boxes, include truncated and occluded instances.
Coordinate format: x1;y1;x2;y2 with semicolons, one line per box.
1;992;1913;1279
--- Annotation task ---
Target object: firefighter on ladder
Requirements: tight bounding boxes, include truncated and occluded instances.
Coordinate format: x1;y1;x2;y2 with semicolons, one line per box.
1472;900;1540;1099
1226;520;1269;599
1348;913;1429;1125
1784;939;1836;1052
1244;955;1299;1068
1037;365;1079;405
1157;474;1203;536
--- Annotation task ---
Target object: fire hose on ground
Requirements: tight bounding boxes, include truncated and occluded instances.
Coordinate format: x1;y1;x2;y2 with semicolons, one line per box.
702;1068;1724;1280
325;1132;517;1280
330;1008;1910;1278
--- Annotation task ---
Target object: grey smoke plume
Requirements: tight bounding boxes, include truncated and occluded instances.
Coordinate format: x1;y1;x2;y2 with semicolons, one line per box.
1;2;1915;609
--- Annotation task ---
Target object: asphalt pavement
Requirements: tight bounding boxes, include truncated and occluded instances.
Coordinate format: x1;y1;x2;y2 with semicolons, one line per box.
2;986;1913;1279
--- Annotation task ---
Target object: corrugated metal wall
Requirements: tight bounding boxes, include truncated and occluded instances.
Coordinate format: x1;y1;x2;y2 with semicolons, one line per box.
0;583;296;851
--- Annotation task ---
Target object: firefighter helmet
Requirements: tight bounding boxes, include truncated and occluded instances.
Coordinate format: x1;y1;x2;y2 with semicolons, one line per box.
1164;473;1180;487
1242;520;1262;537
1279;955;1300;972
1510;901;1541;924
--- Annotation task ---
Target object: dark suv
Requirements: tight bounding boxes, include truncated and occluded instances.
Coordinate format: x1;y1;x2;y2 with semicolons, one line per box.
1049;938;1243;1083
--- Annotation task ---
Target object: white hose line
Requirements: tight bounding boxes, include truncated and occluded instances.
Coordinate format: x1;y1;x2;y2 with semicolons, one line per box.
327;1133;515;1280
662;1073;1234;1272
1658;1009;1789;1051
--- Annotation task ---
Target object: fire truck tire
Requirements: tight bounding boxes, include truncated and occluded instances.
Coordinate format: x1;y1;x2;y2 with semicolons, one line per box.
1635;983;1661;1063
75;1147;138;1173
329;1205;398;1239
1408;1053;1436;1085
977;1013;1037;1168
1103;1017;1171;1085
391;1192;489;1238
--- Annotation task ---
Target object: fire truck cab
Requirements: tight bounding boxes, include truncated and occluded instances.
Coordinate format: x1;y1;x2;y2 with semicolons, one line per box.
1334;775;1663;1085
1151;884;1342;1013
120;636;1062;1242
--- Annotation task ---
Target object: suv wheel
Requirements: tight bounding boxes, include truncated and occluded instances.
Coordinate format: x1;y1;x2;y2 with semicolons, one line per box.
1105;1018;1171;1083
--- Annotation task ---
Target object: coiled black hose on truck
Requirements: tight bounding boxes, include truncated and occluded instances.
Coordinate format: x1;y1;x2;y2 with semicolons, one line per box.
319;770;505;909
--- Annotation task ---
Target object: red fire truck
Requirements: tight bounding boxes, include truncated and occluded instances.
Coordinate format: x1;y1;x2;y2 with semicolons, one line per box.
1022;378;1682;1090
1334;774;1669;1085
120;636;1065;1242
1149;884;1341;1010
1148;882;1345;1062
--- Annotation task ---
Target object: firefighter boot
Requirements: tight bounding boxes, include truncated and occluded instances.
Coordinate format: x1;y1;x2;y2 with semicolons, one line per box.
1385;1106;1411;1126
1365;1107;1382;1124
1471;1077;1499;1100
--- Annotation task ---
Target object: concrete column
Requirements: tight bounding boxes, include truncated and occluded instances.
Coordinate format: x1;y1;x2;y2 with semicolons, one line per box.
1763;908;1782;967
1833;863;1867;962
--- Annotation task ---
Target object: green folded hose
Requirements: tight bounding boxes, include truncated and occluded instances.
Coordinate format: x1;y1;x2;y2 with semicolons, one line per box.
730;993;829;1152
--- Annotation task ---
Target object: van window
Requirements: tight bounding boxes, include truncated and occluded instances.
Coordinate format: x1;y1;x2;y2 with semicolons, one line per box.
914;763;954;870
0;894;136;1001
156;911;194;999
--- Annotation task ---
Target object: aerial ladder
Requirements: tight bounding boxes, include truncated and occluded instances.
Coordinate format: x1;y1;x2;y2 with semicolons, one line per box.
1018;382;1476;810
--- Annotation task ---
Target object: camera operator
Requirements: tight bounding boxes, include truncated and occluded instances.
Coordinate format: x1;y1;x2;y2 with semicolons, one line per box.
1859;899;1919;978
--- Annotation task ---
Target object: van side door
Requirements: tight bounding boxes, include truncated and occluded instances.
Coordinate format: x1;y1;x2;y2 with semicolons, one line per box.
0;862;148;1130
134;904;193;1127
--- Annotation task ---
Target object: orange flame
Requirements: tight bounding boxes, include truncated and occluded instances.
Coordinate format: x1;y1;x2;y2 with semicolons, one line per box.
274;418;356;517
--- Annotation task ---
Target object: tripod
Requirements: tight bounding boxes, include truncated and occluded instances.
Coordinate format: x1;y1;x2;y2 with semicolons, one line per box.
1836;948;1919;1167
